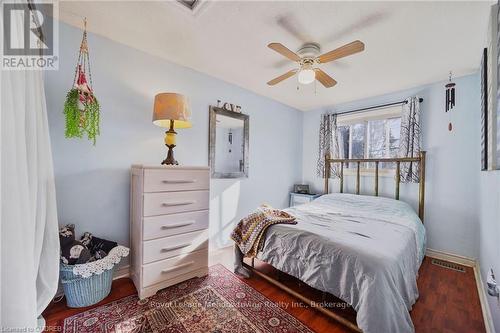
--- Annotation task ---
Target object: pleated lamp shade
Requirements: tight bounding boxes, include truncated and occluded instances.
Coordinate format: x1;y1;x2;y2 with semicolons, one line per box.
152;93;192;129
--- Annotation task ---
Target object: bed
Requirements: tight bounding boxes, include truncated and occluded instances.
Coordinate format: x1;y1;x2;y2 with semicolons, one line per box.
245;152;427;333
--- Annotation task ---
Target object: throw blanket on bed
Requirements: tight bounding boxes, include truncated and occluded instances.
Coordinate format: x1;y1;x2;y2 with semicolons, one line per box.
230;205;296;258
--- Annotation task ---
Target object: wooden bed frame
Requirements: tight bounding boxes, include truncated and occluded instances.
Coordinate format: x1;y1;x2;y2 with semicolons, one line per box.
244;151;427;332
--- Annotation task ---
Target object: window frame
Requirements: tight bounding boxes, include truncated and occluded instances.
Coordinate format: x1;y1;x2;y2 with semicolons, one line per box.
336;105;402;176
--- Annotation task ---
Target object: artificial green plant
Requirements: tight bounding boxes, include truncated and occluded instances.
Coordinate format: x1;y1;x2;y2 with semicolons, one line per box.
63;18;100;145
63;89;100;145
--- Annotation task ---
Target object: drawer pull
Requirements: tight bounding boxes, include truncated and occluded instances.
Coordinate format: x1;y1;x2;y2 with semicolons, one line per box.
162;179;197;184
161;261;194;273
161;243;191;252
160;221;195;229
161;201;196;207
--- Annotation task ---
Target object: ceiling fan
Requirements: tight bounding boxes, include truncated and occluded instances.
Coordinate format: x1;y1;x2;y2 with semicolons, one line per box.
266;40;365;88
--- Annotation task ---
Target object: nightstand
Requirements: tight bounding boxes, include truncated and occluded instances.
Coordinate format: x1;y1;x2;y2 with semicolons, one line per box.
289;193;321;207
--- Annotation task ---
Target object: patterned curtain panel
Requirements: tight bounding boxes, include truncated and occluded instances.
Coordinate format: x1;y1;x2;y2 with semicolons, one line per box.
317;113;340;178
399;96;422;183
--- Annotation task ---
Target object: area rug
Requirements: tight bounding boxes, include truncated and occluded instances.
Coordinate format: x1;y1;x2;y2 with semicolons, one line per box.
63;264;313;333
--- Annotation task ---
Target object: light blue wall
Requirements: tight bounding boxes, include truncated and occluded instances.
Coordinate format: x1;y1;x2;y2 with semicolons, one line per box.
44;23;303;254
302;74;481;259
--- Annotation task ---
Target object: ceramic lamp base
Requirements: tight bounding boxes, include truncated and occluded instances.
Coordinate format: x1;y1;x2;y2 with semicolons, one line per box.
161;121;179;165
162;144;178;165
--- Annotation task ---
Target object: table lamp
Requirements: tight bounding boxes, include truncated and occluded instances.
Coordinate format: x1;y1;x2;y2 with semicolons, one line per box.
152;93;192;165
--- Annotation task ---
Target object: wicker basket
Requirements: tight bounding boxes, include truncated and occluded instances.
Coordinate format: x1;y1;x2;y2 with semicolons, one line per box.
60;262;114;308
59;245;129;308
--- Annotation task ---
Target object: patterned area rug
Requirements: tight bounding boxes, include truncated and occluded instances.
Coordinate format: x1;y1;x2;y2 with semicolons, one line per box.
63;264;313;333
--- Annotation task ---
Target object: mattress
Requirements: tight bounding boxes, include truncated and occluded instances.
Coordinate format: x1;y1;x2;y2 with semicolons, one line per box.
256;193;426;333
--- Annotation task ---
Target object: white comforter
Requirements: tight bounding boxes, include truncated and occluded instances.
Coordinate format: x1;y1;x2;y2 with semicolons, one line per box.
256;193;426;333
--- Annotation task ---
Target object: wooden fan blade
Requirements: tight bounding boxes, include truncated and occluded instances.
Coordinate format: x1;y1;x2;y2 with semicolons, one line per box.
315;69;337;88
268;43;301;62
317;40;365;63
267;69;297;85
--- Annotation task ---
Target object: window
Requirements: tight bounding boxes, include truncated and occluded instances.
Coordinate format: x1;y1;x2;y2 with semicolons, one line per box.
337;106;402;169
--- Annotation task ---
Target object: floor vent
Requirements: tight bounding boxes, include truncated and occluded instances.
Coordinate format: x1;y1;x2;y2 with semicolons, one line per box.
431;259;466;273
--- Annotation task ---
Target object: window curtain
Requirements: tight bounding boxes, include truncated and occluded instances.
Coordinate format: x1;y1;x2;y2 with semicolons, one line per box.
1;2;59;330
316;113;340;178
399;96;422;183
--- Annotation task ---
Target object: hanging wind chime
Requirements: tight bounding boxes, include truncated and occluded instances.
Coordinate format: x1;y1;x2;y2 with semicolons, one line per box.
63;18;100;145
445;71;456;131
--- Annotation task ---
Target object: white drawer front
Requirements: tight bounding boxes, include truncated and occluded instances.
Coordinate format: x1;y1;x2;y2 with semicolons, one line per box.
143;210;208;240
142;249;208;287
143;230;208;264
292;196;310;206
144;169;209;193
143;191;209;217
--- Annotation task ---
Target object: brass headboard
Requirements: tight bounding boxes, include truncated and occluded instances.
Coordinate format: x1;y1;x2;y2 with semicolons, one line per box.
323;151;426;222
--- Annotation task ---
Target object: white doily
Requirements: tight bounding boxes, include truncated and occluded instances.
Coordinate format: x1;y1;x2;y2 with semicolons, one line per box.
73;245;129;278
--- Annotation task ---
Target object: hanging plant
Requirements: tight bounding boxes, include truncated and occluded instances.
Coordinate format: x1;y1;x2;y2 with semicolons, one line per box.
64;19;100;145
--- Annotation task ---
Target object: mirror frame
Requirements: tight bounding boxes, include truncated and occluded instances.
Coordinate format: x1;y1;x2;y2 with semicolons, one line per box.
209;106;249;178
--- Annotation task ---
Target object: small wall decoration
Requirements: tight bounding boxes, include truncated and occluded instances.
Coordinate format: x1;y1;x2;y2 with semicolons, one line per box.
445;72;456;112
64;19;100;145
481;48;488;171
445;71;456;131
216;100;242;113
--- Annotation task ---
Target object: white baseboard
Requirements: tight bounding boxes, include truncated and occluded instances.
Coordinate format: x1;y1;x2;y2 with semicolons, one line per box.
425;248;495;333
114;264;130;279
425;248;476;267
474;262;496;333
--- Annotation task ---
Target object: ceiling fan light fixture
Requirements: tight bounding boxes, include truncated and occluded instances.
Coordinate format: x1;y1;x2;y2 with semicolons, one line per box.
298;67;315;85
267;40;364;88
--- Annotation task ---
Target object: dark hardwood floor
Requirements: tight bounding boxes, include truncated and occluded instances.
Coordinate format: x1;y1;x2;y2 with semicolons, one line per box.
43;255;486;333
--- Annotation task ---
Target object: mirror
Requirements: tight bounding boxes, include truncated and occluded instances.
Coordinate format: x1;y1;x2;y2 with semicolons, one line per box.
209;106;249;178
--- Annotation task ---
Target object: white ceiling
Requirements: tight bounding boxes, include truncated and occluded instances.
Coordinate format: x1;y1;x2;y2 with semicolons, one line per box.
58;1;493;111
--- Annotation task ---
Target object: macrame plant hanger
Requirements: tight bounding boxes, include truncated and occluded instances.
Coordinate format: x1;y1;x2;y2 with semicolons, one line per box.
64;18;100;145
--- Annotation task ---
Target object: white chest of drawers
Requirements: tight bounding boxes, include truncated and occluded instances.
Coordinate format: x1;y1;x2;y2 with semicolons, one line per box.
130;165;210;299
